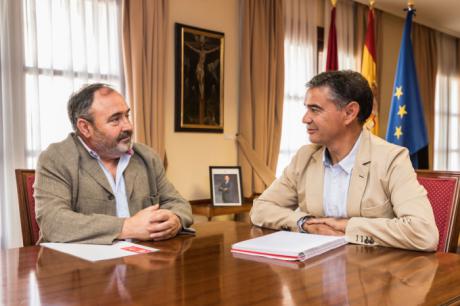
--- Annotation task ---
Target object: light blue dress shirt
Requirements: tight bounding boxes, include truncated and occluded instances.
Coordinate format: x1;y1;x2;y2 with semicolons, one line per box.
78;137;133;218
322;133;362;218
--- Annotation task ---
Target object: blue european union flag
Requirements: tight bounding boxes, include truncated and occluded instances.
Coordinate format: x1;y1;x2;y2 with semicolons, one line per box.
385;8;428;168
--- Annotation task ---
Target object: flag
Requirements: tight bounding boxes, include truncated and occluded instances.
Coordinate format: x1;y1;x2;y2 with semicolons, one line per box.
325;0;338;71
385;8;428;169
361;5;378;135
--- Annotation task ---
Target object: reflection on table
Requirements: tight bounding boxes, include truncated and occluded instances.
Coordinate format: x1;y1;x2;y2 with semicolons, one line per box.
2;221;460;305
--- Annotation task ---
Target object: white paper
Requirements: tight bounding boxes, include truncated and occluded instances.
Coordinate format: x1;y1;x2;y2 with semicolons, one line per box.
41;241;159;262
231;231;347;261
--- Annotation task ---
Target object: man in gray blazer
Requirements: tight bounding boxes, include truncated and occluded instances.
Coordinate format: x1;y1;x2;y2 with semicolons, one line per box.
34;84;193;244
250;70;439;251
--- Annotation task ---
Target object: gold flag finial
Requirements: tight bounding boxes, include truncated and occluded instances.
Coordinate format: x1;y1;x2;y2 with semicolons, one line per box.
408;0;415;9
331;0;337;7
369;0;375;8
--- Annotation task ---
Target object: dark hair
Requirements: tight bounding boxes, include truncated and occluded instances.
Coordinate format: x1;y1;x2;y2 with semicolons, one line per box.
306;70;373;124
67;83;113;131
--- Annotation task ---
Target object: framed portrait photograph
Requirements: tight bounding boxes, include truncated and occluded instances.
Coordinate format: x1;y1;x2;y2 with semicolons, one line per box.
209;166;243;206
175;23;224;133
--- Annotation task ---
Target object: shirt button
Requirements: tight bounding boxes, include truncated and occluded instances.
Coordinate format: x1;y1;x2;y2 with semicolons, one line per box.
108;194;114;200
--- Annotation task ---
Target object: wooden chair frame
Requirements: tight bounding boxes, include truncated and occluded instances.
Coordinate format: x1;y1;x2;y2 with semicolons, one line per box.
15;169;38;246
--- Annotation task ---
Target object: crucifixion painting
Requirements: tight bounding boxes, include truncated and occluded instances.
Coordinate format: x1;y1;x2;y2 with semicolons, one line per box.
175;24;224;133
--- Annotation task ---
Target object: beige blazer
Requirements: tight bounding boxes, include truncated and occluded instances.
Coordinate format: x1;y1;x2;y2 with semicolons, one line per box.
35;134;193;244
250;129;439;251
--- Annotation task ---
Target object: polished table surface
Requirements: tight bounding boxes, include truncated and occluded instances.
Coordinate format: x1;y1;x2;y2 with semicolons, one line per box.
2;221;460;306
191;202;252;220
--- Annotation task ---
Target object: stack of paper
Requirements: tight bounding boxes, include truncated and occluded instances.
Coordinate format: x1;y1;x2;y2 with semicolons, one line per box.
232;252;307;269
231;231;347;261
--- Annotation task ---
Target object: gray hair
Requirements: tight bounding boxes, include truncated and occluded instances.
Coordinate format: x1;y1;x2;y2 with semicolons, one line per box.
67;83;113;131
306;70;373;124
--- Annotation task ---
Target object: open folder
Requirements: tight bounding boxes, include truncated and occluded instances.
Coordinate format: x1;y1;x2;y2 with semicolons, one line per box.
231;231;347;261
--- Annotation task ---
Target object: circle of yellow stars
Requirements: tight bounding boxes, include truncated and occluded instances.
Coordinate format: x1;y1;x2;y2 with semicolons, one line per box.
393;86;407;140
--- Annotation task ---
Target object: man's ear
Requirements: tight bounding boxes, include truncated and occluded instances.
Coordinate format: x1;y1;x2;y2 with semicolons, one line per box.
344;101;360;125
76;118;92;138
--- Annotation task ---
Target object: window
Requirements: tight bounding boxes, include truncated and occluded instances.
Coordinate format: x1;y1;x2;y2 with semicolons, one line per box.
22;0;124;166
434;32;460;170
277;0;318;176
277;0;359;176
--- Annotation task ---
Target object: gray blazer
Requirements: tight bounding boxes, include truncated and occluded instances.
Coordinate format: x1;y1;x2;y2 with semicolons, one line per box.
34;133;193;244
251;129;439;251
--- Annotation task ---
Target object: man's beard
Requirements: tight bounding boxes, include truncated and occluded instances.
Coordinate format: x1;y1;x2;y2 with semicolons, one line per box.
92;129;133;159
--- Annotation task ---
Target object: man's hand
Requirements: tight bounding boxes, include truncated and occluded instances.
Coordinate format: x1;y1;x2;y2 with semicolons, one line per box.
118;205;159;240
118;205;182;241
303;222;344;236
148;209;182;241
306;217;349;233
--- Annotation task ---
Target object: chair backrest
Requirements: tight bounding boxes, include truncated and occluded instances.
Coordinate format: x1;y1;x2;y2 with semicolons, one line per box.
416;170;460;253
15;169;39;246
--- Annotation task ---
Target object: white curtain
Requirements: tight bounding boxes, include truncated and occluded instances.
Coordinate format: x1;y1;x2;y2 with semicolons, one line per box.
22;0;124;167
0;0;124;248
0;0;27;249
277;0;318;176
434;33;460;170
322;0;357;72
277;0;359;176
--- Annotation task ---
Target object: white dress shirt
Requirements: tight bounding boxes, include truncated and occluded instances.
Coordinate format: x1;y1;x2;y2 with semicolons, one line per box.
78;137;133;218
322;133;362;218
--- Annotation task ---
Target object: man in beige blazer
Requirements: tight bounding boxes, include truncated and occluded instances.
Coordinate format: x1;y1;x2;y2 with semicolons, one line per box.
250;70;438;251
34;84;193;244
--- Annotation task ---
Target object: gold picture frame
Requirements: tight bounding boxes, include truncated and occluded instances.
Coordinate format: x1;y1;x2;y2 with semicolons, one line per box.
175;23;224;133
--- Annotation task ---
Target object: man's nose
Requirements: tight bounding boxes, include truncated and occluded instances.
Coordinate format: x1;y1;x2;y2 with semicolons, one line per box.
122;116;133;131
302;110;311;124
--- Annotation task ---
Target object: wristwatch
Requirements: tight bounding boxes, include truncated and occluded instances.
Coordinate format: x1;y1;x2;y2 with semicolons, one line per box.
297;215;315;233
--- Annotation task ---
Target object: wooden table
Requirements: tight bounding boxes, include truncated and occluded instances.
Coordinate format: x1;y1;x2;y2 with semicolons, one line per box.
191;199;252;220
2;221;460;305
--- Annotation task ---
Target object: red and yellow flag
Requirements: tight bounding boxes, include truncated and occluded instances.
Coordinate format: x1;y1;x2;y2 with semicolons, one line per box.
361;3;378;134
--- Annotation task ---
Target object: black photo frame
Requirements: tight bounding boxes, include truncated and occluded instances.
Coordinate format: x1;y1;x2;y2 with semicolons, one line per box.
175;23;224;133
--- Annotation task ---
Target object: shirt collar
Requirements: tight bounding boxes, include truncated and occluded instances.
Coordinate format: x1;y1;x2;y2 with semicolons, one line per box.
322;131;363;174
77;136;133;160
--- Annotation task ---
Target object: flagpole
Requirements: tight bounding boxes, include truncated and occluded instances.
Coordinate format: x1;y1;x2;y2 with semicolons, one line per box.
406;0;415;12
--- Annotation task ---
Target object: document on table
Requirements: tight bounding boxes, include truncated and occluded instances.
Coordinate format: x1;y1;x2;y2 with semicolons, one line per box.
231;231;347;262
41;241;159;262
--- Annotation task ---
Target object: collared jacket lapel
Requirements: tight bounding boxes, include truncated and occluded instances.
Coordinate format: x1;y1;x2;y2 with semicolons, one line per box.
347;130;371;216
123;157;140;201
74;136;114;196
304;147;325;217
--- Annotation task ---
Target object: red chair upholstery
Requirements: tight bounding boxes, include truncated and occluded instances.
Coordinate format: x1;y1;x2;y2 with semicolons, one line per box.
15;169;39;246
416;170;460;253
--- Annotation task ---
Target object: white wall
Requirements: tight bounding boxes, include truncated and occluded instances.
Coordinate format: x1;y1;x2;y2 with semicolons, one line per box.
165;0;240;200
